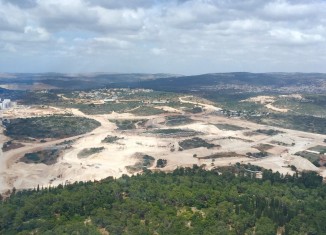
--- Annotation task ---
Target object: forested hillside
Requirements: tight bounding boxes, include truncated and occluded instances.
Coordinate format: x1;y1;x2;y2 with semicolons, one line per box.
0;166;325;235
134;73;326;93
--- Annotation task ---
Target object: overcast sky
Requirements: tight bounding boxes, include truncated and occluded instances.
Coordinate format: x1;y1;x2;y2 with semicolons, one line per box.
0;0;325;74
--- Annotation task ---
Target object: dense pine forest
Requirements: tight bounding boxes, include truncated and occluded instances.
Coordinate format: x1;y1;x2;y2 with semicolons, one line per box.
0;166;325;235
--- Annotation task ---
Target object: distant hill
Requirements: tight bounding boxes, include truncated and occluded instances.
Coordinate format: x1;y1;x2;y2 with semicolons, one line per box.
0;87;8;92
0;73;180;90
1;72;326;93
133;72;326;93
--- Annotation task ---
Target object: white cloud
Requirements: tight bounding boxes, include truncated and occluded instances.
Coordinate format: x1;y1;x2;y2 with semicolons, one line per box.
92;37;132;49
269;29;324;44
0;0;326;73
151;47;167;55
0;1;27;31
95;7;146;32
262;0;323;20
24;26;50;41
3;43;16;52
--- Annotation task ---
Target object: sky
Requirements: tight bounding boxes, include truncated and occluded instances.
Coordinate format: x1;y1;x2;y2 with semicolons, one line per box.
0;0;326;75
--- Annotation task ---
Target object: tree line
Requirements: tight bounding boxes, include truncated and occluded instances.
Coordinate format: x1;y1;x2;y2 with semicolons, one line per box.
0;165;325;234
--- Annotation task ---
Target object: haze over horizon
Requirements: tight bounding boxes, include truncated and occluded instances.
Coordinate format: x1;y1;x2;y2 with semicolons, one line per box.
1;0;326;75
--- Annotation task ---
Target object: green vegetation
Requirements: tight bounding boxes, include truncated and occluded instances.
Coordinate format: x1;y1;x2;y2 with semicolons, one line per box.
249;114;326;135
186;106;203;113
165;115;193;126
247;152;269;158
130;106;165;116
308;145;326;154
156;159;167;168
178;137;218;150
125;154;155;173
295;151;321;167
215;123;246;131
270;140;291;146
101;135;123;143
1;140;24;152
272;94;326;117
155;101;196;110
197;152;245;159
253;144;274;152
56;102;142;115
110;119;147;130
146;129;201;137
4;116;100;139
20;149;61;165
220;136;254;143
21;91;60;105
203;92;267;112
124;90;178;101
56;139;77;147
77;147;105;159
0;167;324;234
255;129;284;136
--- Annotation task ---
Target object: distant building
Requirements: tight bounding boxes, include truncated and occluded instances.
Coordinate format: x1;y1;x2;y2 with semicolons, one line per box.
0;99;15;110
104;96;118;102
152;99;169;104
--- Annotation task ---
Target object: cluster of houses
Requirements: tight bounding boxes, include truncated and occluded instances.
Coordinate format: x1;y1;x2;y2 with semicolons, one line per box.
0;98;16;110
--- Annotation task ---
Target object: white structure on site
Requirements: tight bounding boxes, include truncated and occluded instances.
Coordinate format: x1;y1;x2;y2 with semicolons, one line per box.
0;98;15;110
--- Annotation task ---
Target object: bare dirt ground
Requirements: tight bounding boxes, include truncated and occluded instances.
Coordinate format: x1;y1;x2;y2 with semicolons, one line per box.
2;105;70;118
241;95;289;113
265;103;289;113
242;96;276;104
1;99;325;194
179;96;222;112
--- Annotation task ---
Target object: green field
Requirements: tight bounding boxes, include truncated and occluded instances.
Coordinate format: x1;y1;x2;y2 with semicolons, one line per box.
215;123;246;131
179;137;218;150
249;114;326;135
165;115;194;126
20;148;62;165
4;116;100;139
146;128;201;137
295;151;321;167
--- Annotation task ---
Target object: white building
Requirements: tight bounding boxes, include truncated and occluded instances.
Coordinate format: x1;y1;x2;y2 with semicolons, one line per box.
0;99;14;110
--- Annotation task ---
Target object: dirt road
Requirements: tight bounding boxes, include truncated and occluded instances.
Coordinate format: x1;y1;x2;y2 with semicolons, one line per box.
179;96;221;112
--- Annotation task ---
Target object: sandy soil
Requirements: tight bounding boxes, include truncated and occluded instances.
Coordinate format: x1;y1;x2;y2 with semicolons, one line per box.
179;96;221;112
241;95;290;113
241;96;275;104
1;99;325;194
279;94;303;99
2;106;70;119
0;125;9;192
265;104;289;112
155;106;183;114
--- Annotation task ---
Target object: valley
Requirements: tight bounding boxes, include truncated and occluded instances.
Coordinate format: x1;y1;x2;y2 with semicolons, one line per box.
1;85;325;195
